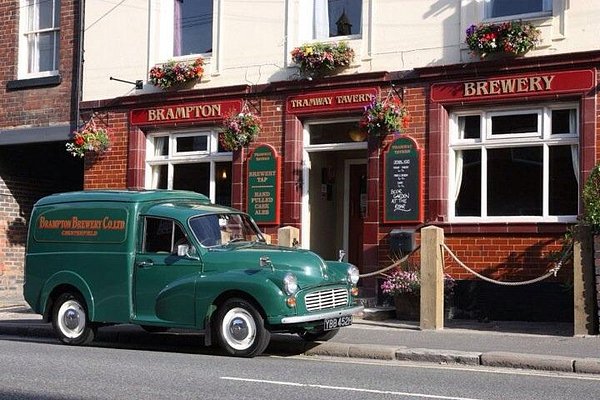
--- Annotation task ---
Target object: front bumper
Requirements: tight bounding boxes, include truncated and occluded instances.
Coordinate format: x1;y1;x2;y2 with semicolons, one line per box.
279;305;364;324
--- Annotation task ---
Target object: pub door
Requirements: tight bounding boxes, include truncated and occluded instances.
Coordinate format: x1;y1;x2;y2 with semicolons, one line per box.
347;163;366;272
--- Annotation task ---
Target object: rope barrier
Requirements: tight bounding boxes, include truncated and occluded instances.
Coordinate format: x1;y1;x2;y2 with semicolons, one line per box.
358;245;421;278
356;239;570;286
441;242;572;286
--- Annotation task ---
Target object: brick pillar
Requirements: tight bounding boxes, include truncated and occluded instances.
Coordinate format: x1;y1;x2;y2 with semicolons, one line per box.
282;116;302;228
231;147;246;210
127;125;146;189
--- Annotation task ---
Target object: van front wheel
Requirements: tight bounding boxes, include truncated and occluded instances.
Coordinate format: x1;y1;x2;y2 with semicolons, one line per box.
215;298;270;357
52;293;96;345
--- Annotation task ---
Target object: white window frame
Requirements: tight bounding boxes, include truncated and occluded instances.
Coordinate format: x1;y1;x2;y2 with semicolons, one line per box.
145;129;232;203
18;0;61;78
172;132;211;157
448;103;579;223
286;0;372;66
292;0;365;42
484;0;552;22
156;0;217;62
487;109;542;140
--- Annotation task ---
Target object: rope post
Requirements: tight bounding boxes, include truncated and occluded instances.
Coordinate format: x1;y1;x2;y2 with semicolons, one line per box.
420;226;444;330
573;224;598;336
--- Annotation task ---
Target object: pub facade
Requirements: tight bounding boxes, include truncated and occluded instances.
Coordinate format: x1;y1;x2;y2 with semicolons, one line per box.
77;1;600;320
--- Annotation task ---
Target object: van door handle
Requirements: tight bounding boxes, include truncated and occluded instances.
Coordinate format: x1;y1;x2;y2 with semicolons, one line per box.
137;260;154;268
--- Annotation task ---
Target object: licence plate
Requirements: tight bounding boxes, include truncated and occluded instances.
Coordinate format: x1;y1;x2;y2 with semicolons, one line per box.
324;315;352;330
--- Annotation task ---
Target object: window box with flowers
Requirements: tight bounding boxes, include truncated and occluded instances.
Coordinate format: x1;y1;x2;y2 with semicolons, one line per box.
465;21;541;59
220;111;262;151
65;120;110;159
148;57;204;89
360;96;410;140
290;41;355;79
381;267;456;320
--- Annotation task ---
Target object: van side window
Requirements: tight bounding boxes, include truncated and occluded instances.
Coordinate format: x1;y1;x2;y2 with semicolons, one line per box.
143;217;187;253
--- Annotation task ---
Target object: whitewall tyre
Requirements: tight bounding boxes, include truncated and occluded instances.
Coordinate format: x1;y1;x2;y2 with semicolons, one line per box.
215;298;270;357
52;293;96;345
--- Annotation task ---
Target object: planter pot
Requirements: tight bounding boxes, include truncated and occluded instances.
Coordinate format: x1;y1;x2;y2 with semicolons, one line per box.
393;294;455;321
479;51;525;61
393;294;420;321
165;79;199;91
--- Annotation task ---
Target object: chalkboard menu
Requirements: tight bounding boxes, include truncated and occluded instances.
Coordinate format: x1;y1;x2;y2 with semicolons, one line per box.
383;136;423;223
247;144;281;225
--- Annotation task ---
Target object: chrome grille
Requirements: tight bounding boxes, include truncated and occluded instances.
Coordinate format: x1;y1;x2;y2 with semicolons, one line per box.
304;288;348;311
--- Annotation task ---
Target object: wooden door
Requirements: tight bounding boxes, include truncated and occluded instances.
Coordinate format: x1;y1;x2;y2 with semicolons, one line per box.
347;164;366;272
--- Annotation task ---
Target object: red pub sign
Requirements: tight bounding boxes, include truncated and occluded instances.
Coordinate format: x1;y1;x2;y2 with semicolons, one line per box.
430;69;595;103
130;99;243;126
287;87;378;114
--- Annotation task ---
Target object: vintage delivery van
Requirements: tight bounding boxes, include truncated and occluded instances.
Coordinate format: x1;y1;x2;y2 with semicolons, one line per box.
24;190;362;357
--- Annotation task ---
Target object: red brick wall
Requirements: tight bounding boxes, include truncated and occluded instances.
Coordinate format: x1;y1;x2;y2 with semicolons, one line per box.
373;83;572;284
0;1;81;300
0;176;56;299
84;112;128;189
82;74;585;289
0;0;80;129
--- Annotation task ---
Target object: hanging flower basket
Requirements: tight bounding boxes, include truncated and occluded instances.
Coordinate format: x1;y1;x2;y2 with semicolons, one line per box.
220;110;262;151
148;57;204;89
359;96;410;139
290;41;355;78
465;21;540;59
65;119;110;158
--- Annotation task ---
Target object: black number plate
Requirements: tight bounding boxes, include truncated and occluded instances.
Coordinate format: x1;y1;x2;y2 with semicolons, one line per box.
324;315;352;331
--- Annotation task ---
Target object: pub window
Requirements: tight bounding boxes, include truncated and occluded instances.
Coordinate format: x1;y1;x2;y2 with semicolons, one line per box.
300;0;362;40
308;121;365;146
146;130;232;206
485;0;552;19
18;0;61;78
174;0;213;55
450;105;578;222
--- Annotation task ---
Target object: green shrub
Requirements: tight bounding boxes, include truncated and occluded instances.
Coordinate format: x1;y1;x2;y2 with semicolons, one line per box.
582;163;600;229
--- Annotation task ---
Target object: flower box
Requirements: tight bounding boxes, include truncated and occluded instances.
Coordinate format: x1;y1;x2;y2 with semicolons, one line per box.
149;58;204;89
291;41;355;78
465;21;541;59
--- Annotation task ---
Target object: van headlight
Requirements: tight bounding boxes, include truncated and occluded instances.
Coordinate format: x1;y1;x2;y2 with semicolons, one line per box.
283;273;298;295
347;265;359;285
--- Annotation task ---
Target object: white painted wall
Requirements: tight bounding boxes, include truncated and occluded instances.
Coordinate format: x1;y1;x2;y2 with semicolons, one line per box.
82;0;600;102
82;0;150;101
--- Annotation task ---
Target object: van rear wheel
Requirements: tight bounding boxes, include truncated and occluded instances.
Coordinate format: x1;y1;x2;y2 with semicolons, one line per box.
215;298;270;357
52;293;96;345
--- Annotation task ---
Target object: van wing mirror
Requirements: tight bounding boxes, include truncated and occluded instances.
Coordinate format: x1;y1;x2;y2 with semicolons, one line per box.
177;244;199;260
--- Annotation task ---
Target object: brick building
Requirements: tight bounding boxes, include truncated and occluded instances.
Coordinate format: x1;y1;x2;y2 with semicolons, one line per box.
5;1;600;319
0;0;84;301
78;0;600;321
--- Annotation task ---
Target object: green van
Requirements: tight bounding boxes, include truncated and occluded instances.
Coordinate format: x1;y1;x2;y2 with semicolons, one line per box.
23;190;362;357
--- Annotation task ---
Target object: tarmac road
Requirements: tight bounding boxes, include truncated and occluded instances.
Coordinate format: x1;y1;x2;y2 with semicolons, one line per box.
2;337;600;400
1;304;600;375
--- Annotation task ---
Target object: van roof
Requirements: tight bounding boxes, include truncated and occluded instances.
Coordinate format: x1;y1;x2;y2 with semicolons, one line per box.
35;190;212;206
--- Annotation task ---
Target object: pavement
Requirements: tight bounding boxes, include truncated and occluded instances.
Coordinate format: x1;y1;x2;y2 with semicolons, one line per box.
1;300;600;375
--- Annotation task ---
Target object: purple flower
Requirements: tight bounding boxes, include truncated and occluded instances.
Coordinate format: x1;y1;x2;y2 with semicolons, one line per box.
466;24;476;37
